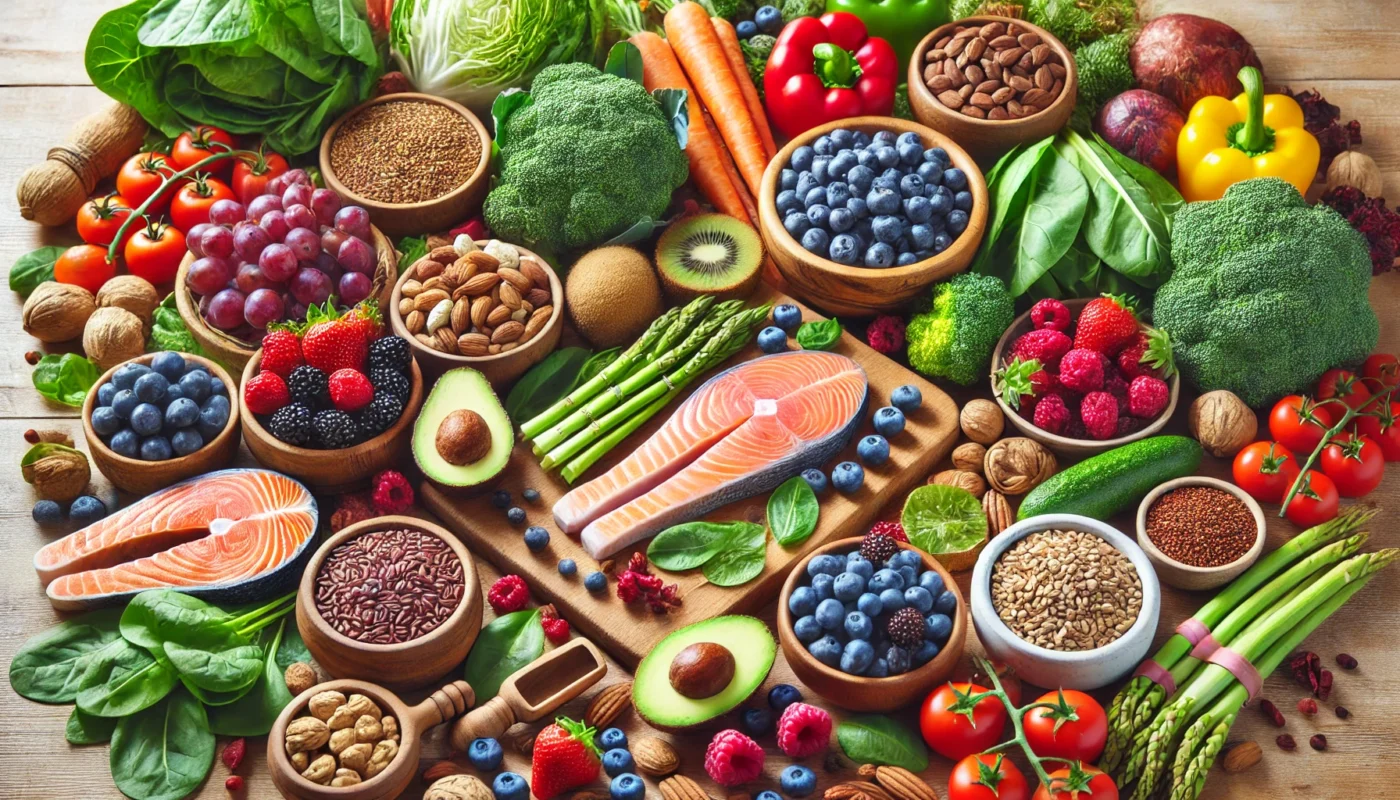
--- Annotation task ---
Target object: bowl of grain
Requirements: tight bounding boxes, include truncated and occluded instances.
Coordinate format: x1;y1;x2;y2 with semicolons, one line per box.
319;93;491;239
970;514;1160;690
1135;477;1266;591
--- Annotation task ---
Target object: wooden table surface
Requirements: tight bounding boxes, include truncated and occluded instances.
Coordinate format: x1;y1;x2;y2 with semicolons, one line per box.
1;2;1397;799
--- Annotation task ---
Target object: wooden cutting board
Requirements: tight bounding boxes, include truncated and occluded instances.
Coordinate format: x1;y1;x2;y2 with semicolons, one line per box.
422;286;961;668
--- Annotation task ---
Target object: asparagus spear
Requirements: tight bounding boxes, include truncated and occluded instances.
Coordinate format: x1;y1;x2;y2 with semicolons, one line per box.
561;391;676;484
648;295;715;362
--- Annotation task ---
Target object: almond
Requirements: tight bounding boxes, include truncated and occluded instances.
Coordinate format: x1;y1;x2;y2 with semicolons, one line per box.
524;312;549;340
405;310;425;333
397;297;414;316
457;333;490;357
450;298;471;334
444;257;477;288
1223;741;1262;773
487;303;513;327
462;273;500;296
499;267;532;293
584;681;633;729
400;279;423;298
526;288;552;308
488;344;502;355
414;289;450;312
435;327;459;354
465;251;499;272
427;245;458;265
422;275;446;293
416;260;446;280
873;766;937;800
519;258;550;291
470;296;494;329
499;281;522;310
416;332;441;351
491;321;525;344
658;775;707;800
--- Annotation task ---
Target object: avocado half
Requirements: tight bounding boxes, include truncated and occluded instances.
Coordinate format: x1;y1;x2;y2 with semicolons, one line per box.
412;368;512;489
633;615;776;731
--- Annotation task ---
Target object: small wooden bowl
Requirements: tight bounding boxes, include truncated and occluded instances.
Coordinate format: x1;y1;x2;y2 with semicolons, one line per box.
320;93;492;239
268;678;474;800
387;241;564;387
239;352;423;493
296;516;482;690
777;537;967;712
81;352;240;495
758;116;988;316
990;297;1180;457
1136;476;1266;591
907;16;1078;161
175;225;399;379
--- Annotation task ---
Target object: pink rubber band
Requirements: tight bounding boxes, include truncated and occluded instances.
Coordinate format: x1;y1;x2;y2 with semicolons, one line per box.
1189;633;1222;660
1206;647;1263;701
1133;660;1176;695
1176;617;1210;646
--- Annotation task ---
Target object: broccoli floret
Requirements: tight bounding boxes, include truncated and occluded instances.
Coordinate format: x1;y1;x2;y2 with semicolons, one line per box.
780;0;824;23
892;83;913;121
1153;178;1379;408
742;34;775;98
1075;31;1132;113
484;63;689;256
1026;0;1136;50
906;273;1016;385
949;0;1000;18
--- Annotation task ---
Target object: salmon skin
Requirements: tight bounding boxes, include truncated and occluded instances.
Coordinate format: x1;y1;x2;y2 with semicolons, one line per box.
35;469;318;610
556;351;868;559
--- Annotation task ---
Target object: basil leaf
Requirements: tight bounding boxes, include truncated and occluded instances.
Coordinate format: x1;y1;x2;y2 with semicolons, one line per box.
768;475;819;547
836;715;930;772
207;620;294;737
67;707;119;745
148;293;201;354
76;638;178;718
506;347;593;422
702;532;768;587
32;353;99;407
464;609;544;702
9;247;64;297
1008;146;1089;296
648;522;731;571
164;641;263;693
111;687;215;800
9;607;124;703
796;319;842;351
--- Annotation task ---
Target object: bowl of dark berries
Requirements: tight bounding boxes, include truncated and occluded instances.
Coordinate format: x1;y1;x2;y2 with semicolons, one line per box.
777;530;967;712
82;351;241;494
990;296;1180;457
239;303;423;493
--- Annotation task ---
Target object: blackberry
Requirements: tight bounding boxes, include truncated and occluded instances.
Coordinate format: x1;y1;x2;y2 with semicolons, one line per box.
312;409;359;449
369;368;411;401
356;391;404;438
367;335;412;374
860;532;898;565
268;403;314;446
886;607;924;649
287;366;330;409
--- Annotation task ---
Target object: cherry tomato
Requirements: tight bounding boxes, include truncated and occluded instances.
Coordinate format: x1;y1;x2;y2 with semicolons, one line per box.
116;152;179;212
920;682;1007;762
53;244;116;294
124;219;186;284
1320;432;1385;497
76;193;135;248
231;149;290;204
1360;401;1400;461
1316;368;1371;411
1032;763;1118;800
949;753;1029;800
171;125;236;176
170;174;237;232
1232;441;1302;504
1362;353;1400;392
1022;690;1107;767
1285;470;1340;527
1269;395;1335;455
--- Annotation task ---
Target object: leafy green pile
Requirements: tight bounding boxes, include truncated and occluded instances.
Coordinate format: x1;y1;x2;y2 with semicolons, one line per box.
647;521;769;586
32;353;100;408
85;0;382;155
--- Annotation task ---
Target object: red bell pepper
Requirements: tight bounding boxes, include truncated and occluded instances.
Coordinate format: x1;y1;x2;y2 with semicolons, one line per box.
764;12;898;139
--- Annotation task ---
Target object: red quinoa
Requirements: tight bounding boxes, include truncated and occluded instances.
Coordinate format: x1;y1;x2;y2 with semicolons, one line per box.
315;528;464;644
1145;486;1256;567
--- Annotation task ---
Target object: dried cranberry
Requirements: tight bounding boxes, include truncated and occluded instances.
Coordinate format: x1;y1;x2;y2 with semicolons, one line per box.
1336;653;1358;670
1259;698;1286;727
1297;698;1318;716
1290;650;1323;693
1336;706;1351;720
1318;668;1334;701
1276;734;1297;751
220;738;246;771
225;776;245;791
1310;734;1328;751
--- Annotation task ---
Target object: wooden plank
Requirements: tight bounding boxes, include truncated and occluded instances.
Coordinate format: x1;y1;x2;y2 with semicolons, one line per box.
0;3;124;87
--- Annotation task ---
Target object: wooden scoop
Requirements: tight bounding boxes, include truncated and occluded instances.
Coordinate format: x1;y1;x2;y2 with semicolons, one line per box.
449;638;606;751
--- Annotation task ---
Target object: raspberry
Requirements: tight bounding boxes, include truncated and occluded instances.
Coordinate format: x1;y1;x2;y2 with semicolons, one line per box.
243;371;290;415
1104;371;1130;408
776;702;833;758
860;532;899;564
540;605;570;644
616;571;640;604
1030;298;1071;331
487;575;529;614
1128;375;1170;419
371;470;414;514
627;552;650;574
260;329;303;378
329;492;375;532
866;314;907;355
1115;416;1145;438
1058;348;1105;393
1033;393;1071;435
1081;391;1119;440
1116;332;1153;379
1063;415;1087;439
704;729;765;786
869;520;908;543
328;368;374;412
221;738;246;771
1030;369;1059;397
1010;328;1072;370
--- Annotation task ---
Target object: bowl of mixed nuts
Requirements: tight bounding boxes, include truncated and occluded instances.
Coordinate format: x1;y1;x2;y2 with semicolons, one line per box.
388;237;564;387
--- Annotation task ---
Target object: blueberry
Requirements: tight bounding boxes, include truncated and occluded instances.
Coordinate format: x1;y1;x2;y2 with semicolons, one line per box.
914;640;941;666
32;500;64;526
781;168;799;190
934;588;959;615
872;174;898;194
769;684;803;711
928;185;954;214
909;223;936;251
150;351;186;381
829;151;858;179
893;550;922;569
940;166;967;191
794;614;823;643
558;558;577;577
789;585;818;617
164;384;187;404
491;490;511;509
898;197;929;226
870;130;895;146
925;613;954;643
758;326;789;354
811;155;832;184
524;525;549;551
197;397;229;438
808;553;844;577
829;128;854;149
833;571;866;601
898;141;924;166
885;645;911;675
776;189;802;216
916;160;944;185
808;635;842;667
91;406;122;436
866;187;900;215
954;189;974;211
926;146;949;163
735;19;758;38
846;196;869;219
140;435;173;461
847;164;875;193
130;403;163;436
112;389;139;419
899;586;931;614
468;737;504;770
918;569;946;596
857;592;883;617
869;568;903;593
828;233;859;265
864;242;895;268
493;772;529;800
790;145;815;172
811;572;835;601
523;488;541;503
111;363;147;391
178;369;211;403
852;131;872;148
164;397;200;429
758;793;783;800
754;4;782;32
898;565;919;588
598;727;627;750
826;181;853;209
828;208;856;235
895;252;918;266
856;435;890;466
846;557;874;580
97;382;117;406
507;506;526;525
898;173;925;198
872;215;903;244
806;204;831;229
133;372;169;404
878;588;906;613
742;707;774;736
585;571;607;593
772;304;802;332
832;461;864;492
815;134;837;155
874;146;899;168
801;468;829;494
844;611;873;640
947;209;969;235
171;428;204;456
611;775;647;800
784;211;812;238
210;376;227;396
856;148;880;169
602;748;634;778
815;598;845;631
801;227;830;254
109;429;139;458
933;232;953;253
866;658;890;677
840;639;875;675
779;766;818;799
803;186;827;209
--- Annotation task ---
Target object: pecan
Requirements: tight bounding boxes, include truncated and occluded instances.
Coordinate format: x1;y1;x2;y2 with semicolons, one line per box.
873;766;938;800
825;783;894;800
584;681;634;729
984;489;1013;536
659;775;709;800
422;760;470;783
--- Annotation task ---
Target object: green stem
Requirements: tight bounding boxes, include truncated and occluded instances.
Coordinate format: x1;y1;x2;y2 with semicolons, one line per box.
107;146;250;263
227;591;296;635
1278;385;1397;515
812;43;862;89
1231;66;1269;154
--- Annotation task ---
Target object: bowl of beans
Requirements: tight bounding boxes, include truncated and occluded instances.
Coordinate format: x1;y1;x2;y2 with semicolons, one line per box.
296;515;482;691
1136;476;1266;591
970;514;1160;690
319;92;491;239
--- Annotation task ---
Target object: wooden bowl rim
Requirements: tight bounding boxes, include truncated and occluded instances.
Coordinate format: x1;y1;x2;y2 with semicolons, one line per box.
907;15;1079;132
777;536;968;687
387;239;564;366
269;678;420;796
1135;476;1267;575
759;116;989;282
80;352;240;471
319;92;493;213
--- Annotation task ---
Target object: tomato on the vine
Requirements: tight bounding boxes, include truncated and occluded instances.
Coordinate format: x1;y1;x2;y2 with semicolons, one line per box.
949;753;1029;800
1269;395;1335;455
53;244;116;294
1320;432;1385;497
1362;353;1399;391
1360;401;1400;461
920;682;1007;761
116;152;179;211
231;149;290;204
170;174;236;232
1285;470;1339;527
76;193;135;248
1232;441;1301;503
124;219;186;284
1022;690;1107;767
172;125;236;176
1032;763;1118;800
1316;368;1371;411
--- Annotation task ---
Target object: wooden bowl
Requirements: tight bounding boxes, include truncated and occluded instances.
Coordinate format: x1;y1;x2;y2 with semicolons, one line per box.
295;516;482;690
387;240;565;387
268;678;474;800
175;225;399;379
239;352;423;493
1136;476;1266;591
907;16;1078;161
81;352;240;495
320;93;492;239
990;297;1180;457
758;116;988;316
777;537;967;711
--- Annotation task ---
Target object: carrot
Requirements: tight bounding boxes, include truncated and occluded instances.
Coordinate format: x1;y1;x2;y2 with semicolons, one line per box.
630;32;754;225
702;110;759;225
664;1;770;198
711;17;777;161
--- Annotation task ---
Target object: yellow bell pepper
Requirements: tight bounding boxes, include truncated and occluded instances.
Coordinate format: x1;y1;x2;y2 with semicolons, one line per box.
1177;67;1320;202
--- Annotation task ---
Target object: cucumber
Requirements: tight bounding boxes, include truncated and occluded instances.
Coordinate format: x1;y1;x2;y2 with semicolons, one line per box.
1017;436;1203;521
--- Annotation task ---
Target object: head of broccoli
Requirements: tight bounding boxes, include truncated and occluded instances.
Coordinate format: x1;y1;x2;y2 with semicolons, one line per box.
906;273;1016;385
484;62;689;257
1152;178;1380;408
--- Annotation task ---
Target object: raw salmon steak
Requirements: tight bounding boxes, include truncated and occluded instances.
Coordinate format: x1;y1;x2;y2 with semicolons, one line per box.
556;351;868;559
35;469;318;610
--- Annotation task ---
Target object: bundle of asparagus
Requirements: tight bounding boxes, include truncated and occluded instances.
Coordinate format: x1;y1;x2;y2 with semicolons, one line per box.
519;296;771;482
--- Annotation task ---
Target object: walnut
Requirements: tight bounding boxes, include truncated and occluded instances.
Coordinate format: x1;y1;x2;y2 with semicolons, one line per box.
328;728;357;755
290;751;309;772
960;399;1004;445
82;306;144;371
1325;150;1382;197
1188;390;1257;458
365;739;399;779
355;714;383;743
301;753;336;784
931;469;986;498
951;442;986;474
426;774;494;800
308;690;346;721
327;704;358;731
382;715;399;742
339;742;373;774
285;717;330;754
23;446;90;502
345;693;383;721
95;275;159;324
284;662;316;696
331;768;363;787
984;437;1056;495
22;281;95;342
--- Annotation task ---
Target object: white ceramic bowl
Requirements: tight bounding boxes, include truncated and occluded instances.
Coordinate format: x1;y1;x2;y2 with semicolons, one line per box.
970;514;1161;690
1136;476;1266;591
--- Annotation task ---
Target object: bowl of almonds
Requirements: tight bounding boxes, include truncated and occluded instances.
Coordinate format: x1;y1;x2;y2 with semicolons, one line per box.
907;16;1078;160
388;237;564;387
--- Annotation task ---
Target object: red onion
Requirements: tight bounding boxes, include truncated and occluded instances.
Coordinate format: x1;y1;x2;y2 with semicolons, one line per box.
1095;89;1187;176
1131;14;1263;112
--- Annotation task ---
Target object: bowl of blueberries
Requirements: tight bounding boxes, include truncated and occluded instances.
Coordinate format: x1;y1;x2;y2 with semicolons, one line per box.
82;351;241;495
758;116;987;316
777;533;967;711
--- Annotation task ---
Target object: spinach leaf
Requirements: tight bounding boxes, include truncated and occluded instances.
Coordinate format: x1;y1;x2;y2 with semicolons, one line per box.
138;0;251;46
181;680;256;707
972;136;1056;276
111;687;215;800
506;347;592;422
164;641;263;693
120;589;241;652
1063;132;1172;284
274;621;311;672
9;246;64;297
84;0;182;135
75;638;177;718
796;319;842;351
207;620;295;737
836;715;930;772
647;522;731;571
702;531;768;587
464;609;544;702
147;293;201;354
32;353;99;407
67;707;119;745
768;476;819;547
1008;146;1088;296
9;608;124;703
1094;133;1184;223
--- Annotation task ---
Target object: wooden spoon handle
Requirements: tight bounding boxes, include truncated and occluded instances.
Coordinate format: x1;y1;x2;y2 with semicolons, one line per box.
407;680;475;732
448;696;517;753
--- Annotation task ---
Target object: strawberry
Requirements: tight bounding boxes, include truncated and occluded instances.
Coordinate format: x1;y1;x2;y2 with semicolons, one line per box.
1117;328;1176;379
242;372;289;415
259;328;303;378
530;717;600;799
343;301;383;345
328;368;373;411
1074;294;1139;356
299;301;368;373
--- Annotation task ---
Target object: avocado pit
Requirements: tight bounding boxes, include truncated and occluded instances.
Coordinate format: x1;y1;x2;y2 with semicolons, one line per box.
436;409;491;466
668;642;735;699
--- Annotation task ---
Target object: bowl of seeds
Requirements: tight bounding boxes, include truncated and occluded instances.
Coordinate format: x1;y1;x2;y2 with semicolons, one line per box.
319;92;491;239
1136;476;1266;591
970;513;1160;690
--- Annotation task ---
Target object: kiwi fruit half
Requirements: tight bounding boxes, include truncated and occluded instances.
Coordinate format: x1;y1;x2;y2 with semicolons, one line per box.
655;214;764;302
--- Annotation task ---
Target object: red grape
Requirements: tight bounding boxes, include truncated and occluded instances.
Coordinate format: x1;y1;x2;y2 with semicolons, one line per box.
284;226;320;260
290;267;333;306
287;301;308;323
259;242;298;282
259;210;290;242
339;271;373;305
337;236;374;275
311;189;341;226
236;262;275;294
313;252;341;282
207;288;247;330
283;183;312;209
334;206;371;241
243;288;285;330
208;199;245;226
320;227;348;256
246;193;282;223
233;221;272;262
186;223;213;258
266;174;289;196
187;257;232;296
284;204;317;231
200;225;235;260
283;168;311;187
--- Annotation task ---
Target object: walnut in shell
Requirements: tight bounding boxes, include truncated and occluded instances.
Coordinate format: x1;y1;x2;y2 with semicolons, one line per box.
95;275;159;324
83;306;145;371
951;442;986;474
984;437;1056;495
930;469;987;498
959;399;1004;445
22;281;95;343
1187;390;1257;458
426;774;494;800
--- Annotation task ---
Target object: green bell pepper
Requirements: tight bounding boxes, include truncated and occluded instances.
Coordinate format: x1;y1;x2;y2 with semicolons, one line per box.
824;0;950;71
